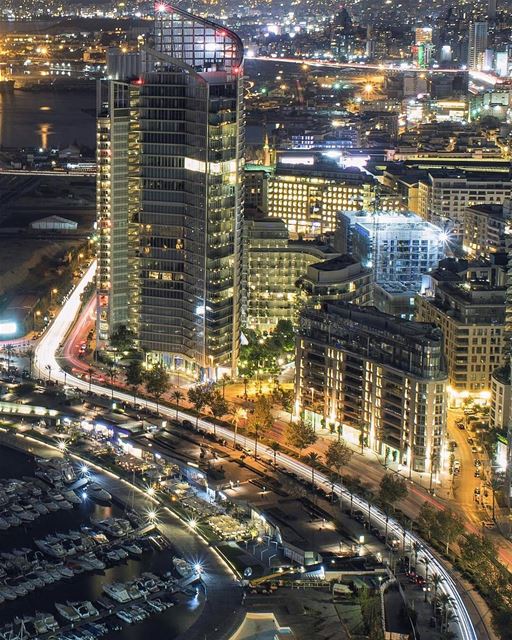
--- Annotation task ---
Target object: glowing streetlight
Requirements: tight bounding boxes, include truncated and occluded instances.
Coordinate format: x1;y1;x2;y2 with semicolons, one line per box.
189;518;197;529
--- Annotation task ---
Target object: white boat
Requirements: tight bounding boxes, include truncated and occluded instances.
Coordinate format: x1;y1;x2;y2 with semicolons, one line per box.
173;556;196;579
43;613;59;631
36;570;54;584
4;514;21;527
127;583;141;600
0;517;10;530
105;550;121;562
115;547;129;560
94;518;125;537
103;582;131;603
18;510;36;522
34;612;59;634
116;610;133;623
0;585;17;600
87;484;112;503
55;602;80;622
67;600;98;619
32;502;49;515
82;552;105;570
124;542;143;556
82;601;99;617
68;530;82;541
62;490;81;505
48;566;63;581
35;540;66;558
9;582;28;597
55;564;74;578
45;501;59;512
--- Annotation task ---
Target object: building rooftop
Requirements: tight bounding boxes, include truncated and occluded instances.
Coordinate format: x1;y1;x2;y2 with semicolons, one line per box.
466;203;505;218
426;169;512;182
311;255;358;272
308;302;443;343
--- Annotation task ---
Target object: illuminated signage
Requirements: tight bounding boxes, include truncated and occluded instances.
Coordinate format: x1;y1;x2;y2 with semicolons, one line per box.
0;322;17;336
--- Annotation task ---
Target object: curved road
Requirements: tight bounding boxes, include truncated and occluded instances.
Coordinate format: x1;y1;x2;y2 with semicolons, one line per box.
34;262;490;640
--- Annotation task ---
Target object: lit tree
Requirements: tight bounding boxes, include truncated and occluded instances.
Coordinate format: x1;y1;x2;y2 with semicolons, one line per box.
187;384;213;430
324;439;352;508
171;389;184;420
144;364;169;414
286;418;317;456
230;406;246;448
306;451;321;489
248;395;273;458
126;361;144;404
208;390;229;437
270;441;281;466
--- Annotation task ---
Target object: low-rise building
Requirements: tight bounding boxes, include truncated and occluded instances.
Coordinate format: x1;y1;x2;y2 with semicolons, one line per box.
297;255;372;308
242;217;338;332
415;257;506;394
463;202;508;257
417;170;512;242
295;302;447;473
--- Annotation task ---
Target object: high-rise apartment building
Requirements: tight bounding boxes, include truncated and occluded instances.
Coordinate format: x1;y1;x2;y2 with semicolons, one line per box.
97;5;245;376
296;303;447;473
468;22;488;70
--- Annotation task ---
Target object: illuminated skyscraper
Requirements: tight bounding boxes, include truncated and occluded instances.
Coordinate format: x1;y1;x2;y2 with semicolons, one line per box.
468;22;488;70
97;5;244;377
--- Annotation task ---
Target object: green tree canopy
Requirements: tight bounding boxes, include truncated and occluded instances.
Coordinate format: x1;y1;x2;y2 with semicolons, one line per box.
286;418;317;455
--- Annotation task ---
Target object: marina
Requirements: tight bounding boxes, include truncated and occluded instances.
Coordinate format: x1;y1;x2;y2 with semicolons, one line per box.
0;445;208;640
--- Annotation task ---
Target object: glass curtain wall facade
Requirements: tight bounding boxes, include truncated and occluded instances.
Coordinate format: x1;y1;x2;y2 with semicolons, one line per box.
96;5;244;377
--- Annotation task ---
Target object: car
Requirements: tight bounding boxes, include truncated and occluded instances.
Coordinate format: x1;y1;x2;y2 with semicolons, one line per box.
457;422;465;430
474;487;480;495
467;438;474;445
453;467;460;476
471;446;478;454
474;459;482;467
474;470;481;478
482;521;494;529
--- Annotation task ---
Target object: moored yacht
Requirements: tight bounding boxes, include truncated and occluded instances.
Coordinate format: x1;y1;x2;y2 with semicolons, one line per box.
103;582;131;603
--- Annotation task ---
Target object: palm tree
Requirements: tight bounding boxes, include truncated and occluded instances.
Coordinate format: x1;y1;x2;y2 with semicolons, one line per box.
171;390;184;420
25;347;34;377
430;572;444;611
490;476;502;521
437;593;455;632
242;376;251;400
231;407;247;449
87;367;94;393
4;344;14;372
270;441;280;466
412;542;422;571
421;556;431;602
107;364;117;400
306;451;320;489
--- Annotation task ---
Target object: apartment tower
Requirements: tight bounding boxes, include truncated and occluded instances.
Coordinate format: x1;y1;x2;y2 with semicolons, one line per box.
96;5;244;377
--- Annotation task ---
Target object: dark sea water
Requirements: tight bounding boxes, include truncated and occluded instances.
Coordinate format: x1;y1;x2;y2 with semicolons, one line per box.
0;89;97;150
0;446;204;639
